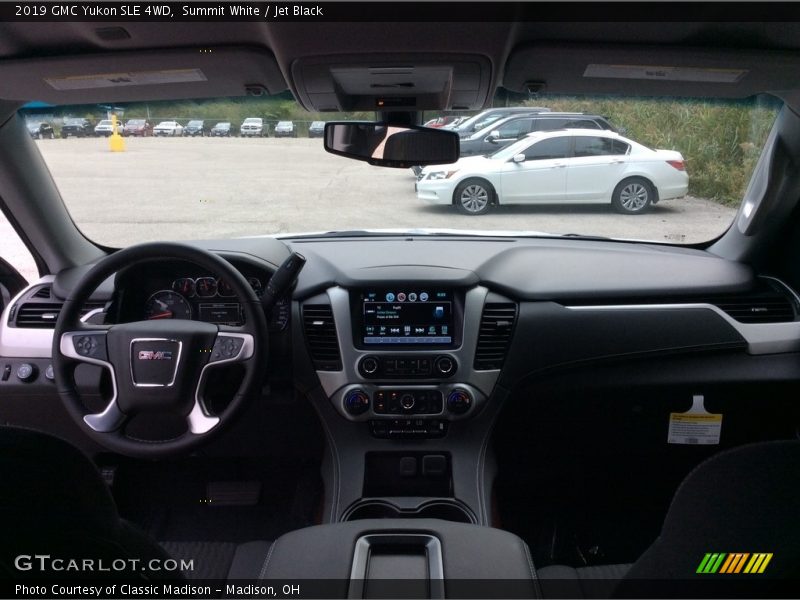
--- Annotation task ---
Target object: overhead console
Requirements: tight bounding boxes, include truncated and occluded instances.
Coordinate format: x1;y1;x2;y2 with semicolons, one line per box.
290;53;493;111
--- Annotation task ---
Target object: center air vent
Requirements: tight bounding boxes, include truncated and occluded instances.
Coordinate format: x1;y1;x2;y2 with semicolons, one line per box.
474;303;517;370
302;304;342;371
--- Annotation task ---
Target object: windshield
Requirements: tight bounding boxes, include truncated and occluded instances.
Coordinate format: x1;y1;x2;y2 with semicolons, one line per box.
188;120;202;126
26;94;779;245
127;120;145;125
26;123;40;131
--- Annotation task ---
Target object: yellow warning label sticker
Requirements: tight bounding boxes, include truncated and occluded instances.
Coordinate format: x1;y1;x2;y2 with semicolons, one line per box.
668;395;722;445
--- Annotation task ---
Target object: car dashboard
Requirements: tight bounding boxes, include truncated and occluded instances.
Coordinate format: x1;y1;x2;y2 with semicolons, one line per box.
2;233;800;525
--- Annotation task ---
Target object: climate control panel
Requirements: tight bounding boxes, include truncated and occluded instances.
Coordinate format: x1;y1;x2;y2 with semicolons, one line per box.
337;383;481;424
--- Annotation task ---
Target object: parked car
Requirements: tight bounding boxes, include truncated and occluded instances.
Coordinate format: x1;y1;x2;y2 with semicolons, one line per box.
307;120;325;138
450;106;551;138
93;119;120;137
183;120;207;137
240;117;265;137
59;117;92;138
417;129;688;215
122;119;152;137
209;122;233;137
273;120;296;138
458;112;620;158
26;122;55;139
152;121;183;136
441;116;469;130
423;115;463;128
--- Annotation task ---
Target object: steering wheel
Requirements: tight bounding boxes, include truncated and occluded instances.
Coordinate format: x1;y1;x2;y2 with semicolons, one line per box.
52;242;267;457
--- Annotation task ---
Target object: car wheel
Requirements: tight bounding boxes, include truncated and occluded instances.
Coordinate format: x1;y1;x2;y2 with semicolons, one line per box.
454;178;494;215
37;132;44;139
49;132;55;139
612;177;655;214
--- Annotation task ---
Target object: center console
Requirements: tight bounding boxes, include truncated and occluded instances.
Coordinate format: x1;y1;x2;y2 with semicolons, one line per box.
312;286;503;431
241;519;539;599
296;280;516;526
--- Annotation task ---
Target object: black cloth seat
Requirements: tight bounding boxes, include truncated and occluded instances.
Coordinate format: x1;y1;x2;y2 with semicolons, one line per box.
536;440;800;598
0;426;257;582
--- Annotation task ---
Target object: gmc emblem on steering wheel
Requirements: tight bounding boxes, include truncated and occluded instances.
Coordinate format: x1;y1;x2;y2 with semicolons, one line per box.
138;350;173;361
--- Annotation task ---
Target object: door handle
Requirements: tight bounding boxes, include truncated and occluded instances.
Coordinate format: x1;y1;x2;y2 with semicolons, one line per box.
552;162;566;168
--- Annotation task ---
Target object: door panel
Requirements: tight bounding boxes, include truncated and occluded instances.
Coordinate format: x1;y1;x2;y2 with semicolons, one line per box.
499;137;570;203
566;136;630;202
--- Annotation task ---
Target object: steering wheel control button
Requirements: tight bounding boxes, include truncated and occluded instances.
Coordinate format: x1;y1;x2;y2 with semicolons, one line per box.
211;335;245;362
71;333;108;361
130;339;181;387
1;364;11;382
344;389;370;415
447;388;472;414
16;363;38;383
45;364;55;381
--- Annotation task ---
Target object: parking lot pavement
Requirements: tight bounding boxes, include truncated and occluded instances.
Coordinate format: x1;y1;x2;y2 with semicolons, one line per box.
1;137;737;282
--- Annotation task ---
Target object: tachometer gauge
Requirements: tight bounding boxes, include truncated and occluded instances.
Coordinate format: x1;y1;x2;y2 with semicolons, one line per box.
172;277;195;297
217;278;235;297
144;290;193;320
195;277;218;298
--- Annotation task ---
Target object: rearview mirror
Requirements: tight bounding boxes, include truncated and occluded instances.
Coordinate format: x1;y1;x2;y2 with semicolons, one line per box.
486;130;501;143
324;122;460;168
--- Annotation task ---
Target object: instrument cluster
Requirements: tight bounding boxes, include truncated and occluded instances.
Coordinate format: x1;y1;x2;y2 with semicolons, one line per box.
142;275;289;331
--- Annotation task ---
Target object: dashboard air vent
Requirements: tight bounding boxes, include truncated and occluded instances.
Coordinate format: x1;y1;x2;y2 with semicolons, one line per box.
14;302;63;328
474;303;517;370
712;289;796;324
31;285;51;299
10;284;105;329
302;304;342;371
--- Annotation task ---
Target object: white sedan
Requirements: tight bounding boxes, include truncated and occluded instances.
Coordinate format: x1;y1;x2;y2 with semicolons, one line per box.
416;129;688;215
152;121;184;137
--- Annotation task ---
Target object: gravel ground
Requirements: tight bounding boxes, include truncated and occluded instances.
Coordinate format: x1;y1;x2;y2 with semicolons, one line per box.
2;137;738;283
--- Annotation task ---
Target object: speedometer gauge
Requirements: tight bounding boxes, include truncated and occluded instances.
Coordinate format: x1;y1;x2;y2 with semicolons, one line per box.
144;290;193;320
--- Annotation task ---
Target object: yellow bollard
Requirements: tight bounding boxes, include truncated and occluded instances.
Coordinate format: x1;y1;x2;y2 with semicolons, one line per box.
109;114;126;152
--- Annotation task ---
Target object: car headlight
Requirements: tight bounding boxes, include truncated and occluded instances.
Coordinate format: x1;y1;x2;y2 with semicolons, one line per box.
426;171;458;181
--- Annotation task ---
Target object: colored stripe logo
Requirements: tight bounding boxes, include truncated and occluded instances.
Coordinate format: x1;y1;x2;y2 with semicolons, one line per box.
697;553;773;574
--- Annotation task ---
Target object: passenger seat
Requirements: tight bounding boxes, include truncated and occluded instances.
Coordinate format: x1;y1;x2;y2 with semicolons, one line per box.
536;441;800;598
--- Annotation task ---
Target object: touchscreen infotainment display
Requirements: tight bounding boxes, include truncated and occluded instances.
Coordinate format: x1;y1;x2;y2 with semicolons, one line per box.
360;289;453;345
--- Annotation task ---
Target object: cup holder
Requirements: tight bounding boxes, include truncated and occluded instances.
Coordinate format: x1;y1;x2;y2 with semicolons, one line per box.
343;499;476;524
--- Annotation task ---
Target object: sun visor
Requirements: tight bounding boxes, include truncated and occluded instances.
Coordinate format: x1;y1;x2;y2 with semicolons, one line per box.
291;54;492;111
0;46;287;103
504;43;800;98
